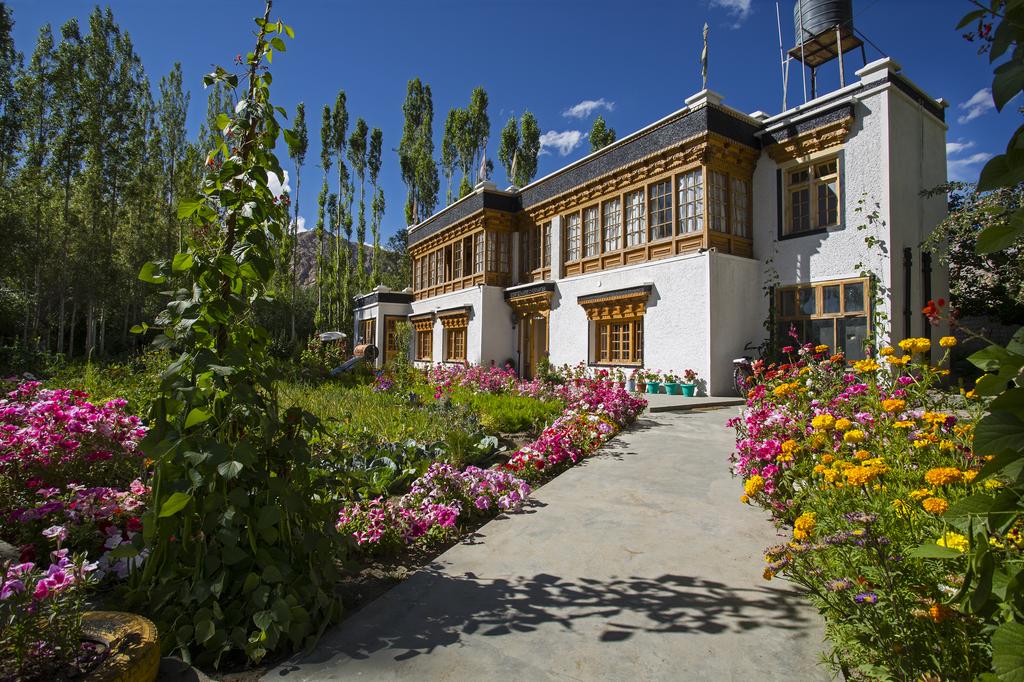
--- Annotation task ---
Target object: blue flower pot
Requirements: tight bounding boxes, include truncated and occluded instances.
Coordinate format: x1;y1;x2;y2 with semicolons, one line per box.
664;382;681;395
681;383;696;397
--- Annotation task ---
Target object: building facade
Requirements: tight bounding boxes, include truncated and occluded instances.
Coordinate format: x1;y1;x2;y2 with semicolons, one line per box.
353;58;949;394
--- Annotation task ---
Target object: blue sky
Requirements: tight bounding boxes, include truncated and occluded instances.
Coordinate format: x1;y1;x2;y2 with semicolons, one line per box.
7;0;1016;242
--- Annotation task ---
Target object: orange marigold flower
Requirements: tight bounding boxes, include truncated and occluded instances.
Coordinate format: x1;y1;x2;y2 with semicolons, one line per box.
882;399;906;413
879;346;896;356
922;497;949;514
928;603;953;623
854;449;870;460
939;336;957;348
924;467;962;486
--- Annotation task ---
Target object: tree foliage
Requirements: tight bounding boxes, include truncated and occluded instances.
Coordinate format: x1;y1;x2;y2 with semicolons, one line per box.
589;114;616;152
397;77;438;225
497;111;540;187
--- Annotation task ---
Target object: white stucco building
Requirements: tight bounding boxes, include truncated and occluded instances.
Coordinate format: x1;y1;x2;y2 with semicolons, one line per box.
353;56;948;395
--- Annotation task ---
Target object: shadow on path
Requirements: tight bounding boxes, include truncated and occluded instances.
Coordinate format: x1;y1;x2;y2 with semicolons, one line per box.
279;569;813;672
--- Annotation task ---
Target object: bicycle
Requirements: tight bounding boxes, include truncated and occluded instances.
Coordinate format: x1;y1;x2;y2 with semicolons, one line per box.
732;342;759;397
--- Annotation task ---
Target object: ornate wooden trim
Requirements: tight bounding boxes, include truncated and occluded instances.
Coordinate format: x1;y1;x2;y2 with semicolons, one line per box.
579;289;650;321
507;291;552;318
410;314;434;332
438;310;469;329
766;116;853;163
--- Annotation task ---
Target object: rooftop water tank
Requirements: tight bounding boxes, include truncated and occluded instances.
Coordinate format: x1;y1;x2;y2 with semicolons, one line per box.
794;0;853;43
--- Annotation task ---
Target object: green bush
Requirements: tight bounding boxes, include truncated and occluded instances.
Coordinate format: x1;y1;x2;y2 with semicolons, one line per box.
451;388;563;434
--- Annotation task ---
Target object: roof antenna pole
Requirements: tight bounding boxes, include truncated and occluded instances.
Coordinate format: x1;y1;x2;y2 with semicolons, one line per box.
836;25;846;87
798;0;808;103
776;2;787;110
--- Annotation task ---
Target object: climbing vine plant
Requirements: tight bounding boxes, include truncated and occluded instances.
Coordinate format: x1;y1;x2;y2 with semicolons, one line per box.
124;3;341;667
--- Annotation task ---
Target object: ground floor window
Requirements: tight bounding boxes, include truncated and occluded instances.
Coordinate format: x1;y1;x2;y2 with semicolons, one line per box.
359;318;376;346
776;277;869;359
594;318;644;365
445;327;466;362
416;330;432;361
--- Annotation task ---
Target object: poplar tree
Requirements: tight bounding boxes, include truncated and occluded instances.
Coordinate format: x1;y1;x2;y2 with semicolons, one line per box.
0;3;21;187
441;108;458;206
367;126;382;286
315;105;331;327
517;111;540;186
330;90;350;327
347;117;368;293
398;78;438;224
589;114;616;152
285;101;307;340
156;63;188;256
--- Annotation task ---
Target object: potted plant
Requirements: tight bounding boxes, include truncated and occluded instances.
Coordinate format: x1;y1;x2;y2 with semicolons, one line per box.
613;367;626;388
645;369;662;394
632;368;645;393
662;371;682;395
681;368;698;397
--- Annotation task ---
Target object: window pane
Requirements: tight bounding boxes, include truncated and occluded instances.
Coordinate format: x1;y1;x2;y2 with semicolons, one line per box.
799;288;815;315
822;285;840;314
844;282;865;312
780;290;796;318
648;180;673;241
602;199;621;252
731;177;749;238
811;318;835;349
677;169;704;234
709;170;728;233
583;206;600;257
817;179;838;226
625;190;646;247
790;188;810;233
841;317;868;361
565;213;581;262
543;222;551;267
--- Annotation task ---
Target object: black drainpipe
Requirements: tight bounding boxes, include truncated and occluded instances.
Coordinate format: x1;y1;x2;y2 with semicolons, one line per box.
921;251;933;341
902;247;913;340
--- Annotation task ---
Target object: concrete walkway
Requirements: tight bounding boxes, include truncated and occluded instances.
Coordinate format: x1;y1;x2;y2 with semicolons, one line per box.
270;409;827;682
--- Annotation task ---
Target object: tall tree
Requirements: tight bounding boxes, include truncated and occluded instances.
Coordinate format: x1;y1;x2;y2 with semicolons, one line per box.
589;114;616;152
0;3;21;187
315;104;331;328
398;78;438;224
453;107;475;199
330;90;351;328
348;117;368;293
156;62;188;256
498;115;518;186
441;108;458;206
367;127;383;286
517;111;540;186
285;102;307;341
466;86;489;179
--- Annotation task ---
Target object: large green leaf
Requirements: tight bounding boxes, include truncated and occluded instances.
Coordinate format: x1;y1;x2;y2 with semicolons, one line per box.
177;198;203;219
195;619;216;644
158;492;192;518
978;214;1024;254
993;621;1024;681
217;460;243;480
138;261;166;284
979;151;1024;192
172;253;194;272
907;543;963;559
976;411;1024;455
184;408;212;429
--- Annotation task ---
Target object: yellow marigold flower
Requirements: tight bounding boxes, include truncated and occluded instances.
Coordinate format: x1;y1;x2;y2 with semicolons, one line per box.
744;475;764;497
811;414;836;431
922;497;949;514
835;459;854;470
763;567;775;581
813;464;826;474
939;440;955;452
913;438;931;449
821;454;835;465
740;494;749;504
936;531;969;553
913;338;931;353
925;467;962;486
910;488;933;500
843;429;866;444
824;469;839;483
898;338;914;350
773;381;798;398
777;439;798;463
793;512;816;541
939;336;957;348
882;399;906;413
984;479;1005;490
854;449;870;460
962;470;978;483
799;366;812;376
886;355;910;366
880;346;896;356
852;359;880;373
781;439;798;455
834;418;853;432
845;466;881;486
810;433;829;449
922;411;949;425
893;420;916;429
892;498;911;517
815;344;830;353
966;389;977;399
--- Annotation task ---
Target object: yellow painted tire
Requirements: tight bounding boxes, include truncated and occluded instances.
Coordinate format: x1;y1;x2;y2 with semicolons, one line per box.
81;611;160;682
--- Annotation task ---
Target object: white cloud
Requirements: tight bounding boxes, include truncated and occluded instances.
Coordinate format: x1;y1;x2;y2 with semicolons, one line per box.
539;130;585;156
267;170;291;197
293;215;307;232
562;98;615;119
957;88;994;124
946;140;975;155
710;0;752;23
947;151;993;181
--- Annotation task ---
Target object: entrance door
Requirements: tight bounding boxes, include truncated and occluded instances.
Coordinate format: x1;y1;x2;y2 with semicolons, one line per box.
383;316;401;365
521;314;548;379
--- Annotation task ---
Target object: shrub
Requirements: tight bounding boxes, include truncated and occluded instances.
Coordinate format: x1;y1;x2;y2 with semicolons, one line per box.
451;389;563;434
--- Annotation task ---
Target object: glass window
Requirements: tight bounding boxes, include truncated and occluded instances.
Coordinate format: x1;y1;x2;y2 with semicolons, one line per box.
785;156;841;236
473;233;484;274
603;198;621;252
843;281;864;312
625;190;646;247
594;318;644;365
709;170;728;233
542;222;551;267
841;317;868;361
799;288;816;316
445;327;466;362
822;285;840;314
731;177;750;238
416;330;432;360
583;206;600;258
648;180;673;241
565;212;581;262
677;169;704;234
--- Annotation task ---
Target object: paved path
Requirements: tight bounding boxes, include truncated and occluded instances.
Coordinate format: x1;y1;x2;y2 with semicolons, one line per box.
269;409;827;682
